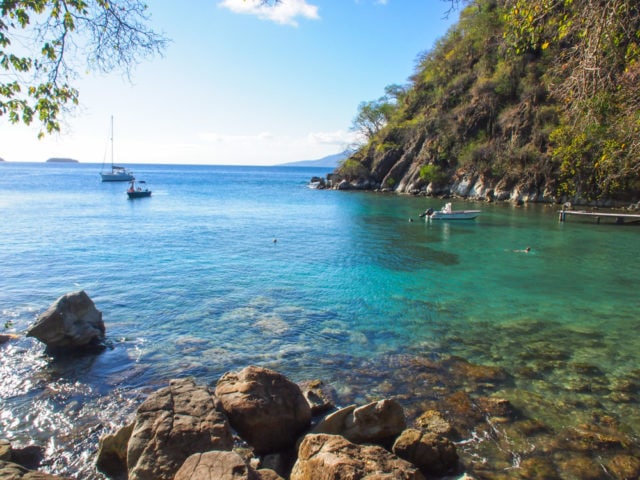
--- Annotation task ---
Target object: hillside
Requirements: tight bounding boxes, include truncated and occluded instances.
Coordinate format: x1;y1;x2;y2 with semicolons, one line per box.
279;151;348;168
332;0;640;206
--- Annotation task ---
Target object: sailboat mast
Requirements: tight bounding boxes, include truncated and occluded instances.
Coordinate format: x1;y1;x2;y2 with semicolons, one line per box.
110;115;114;167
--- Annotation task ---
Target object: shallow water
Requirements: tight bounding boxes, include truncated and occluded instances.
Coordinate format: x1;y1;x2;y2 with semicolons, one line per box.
1;162;639;478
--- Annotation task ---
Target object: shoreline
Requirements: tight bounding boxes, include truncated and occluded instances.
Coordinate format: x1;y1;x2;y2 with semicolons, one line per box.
2;329;639;479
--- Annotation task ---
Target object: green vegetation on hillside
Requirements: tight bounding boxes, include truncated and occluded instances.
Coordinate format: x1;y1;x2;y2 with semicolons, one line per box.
342;0;640;203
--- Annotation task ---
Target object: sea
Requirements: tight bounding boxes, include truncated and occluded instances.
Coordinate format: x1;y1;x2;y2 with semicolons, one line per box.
1;161;639;479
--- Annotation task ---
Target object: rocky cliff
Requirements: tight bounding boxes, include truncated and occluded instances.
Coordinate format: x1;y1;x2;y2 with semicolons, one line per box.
332;0;640;207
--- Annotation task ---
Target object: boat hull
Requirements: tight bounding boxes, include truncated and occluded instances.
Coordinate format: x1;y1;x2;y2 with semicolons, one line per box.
429;210;480;220
127;191;151;199
101;172;134;182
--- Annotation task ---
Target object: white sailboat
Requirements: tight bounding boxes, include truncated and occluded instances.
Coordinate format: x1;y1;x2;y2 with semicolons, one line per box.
100;116;134;182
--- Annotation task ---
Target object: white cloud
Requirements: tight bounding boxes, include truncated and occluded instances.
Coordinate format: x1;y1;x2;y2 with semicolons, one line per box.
307;129;357;146
218;0;320;27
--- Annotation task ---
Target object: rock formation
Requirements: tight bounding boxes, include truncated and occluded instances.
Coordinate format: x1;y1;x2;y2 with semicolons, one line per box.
26;290;105;351
312;398;406;445
290;433;425;480
127;378;233;480
392;429;459;476
215;365;311;454
174;450;283;480
92;367;463;480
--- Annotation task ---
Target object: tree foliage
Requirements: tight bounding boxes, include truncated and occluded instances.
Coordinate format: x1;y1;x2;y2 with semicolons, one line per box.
350;85;405;143
347;0;640;202
503;0;640;200
0;0;167;137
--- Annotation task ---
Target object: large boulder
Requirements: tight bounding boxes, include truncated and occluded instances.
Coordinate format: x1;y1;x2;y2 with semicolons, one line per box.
290;433;425;480
392;429;459;477
215;366;311;454
127;378;233;480
26;291;105;350
312;398;406;445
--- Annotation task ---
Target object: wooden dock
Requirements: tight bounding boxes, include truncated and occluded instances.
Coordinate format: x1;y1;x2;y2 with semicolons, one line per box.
558;209;640;224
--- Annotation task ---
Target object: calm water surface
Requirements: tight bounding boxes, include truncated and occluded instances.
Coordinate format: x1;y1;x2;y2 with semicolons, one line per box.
1;162;639;478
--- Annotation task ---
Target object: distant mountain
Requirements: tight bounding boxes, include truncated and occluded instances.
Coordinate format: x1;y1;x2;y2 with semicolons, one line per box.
279;151;348;168
46;157;79;163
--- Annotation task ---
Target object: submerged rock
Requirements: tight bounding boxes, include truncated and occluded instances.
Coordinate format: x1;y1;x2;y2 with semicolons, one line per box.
392;428;459;476
26;290;105;351
607;454;640;479
215;365;311;454
416;410;453;436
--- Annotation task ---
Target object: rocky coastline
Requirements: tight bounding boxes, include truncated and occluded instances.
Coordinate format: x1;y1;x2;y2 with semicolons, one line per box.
309;173;640;210
2;291;640;479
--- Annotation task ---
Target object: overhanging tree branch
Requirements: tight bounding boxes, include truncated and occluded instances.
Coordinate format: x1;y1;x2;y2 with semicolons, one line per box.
0;0;168;137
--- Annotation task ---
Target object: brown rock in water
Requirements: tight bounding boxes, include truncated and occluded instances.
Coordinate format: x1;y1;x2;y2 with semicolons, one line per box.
215;365;311;454
556;456;603;480
0;460;71;479
607;454;640;479
26;290;105;350
518;456;559;479
174;450;285;480
416;410;453;436
255;469;285;480
392;429;459;476
96;422;133;477
298;379;337;415
0;439;10;461
312;398;406;445
174;451;253;480
445;355;508;385
0;333;19;345
477;396;517;419
127;378;233;480
290;433;425;480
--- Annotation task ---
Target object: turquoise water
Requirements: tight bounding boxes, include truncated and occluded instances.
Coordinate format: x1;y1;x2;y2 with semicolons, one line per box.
1;162;639;478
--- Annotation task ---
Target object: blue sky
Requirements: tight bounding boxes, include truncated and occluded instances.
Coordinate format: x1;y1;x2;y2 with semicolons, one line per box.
0;1;459;165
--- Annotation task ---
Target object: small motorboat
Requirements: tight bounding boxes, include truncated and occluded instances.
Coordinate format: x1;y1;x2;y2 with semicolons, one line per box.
421;202;480;220
127;179;152;199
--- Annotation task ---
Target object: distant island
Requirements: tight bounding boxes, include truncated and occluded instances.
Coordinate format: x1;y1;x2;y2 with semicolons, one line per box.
279;151;348;168
46;157;79;163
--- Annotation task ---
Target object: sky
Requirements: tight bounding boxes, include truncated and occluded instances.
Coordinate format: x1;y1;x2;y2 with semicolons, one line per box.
0;0;459;166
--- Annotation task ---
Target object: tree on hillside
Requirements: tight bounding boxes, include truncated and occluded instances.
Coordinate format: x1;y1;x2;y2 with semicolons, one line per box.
351;85;405;143
0;0;167;137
